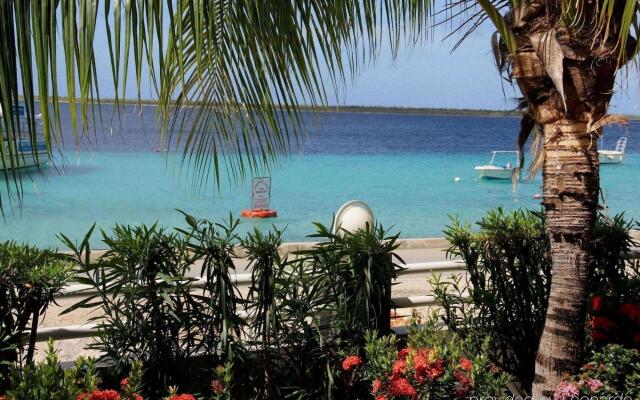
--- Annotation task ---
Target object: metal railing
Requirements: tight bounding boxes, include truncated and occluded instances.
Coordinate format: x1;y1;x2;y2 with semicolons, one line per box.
37;259;466;342
36;247;640;343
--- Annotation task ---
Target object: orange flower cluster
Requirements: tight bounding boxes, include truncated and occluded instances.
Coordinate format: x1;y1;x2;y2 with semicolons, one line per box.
76;390;124;400
341;355;363;372
168;395;197;400
360;348;474;400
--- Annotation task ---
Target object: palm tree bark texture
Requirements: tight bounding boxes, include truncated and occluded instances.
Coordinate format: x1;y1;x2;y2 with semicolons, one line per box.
508;1;633;396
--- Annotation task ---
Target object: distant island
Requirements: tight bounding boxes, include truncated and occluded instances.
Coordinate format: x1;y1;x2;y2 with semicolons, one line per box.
48;97;640;119
309;105;521;117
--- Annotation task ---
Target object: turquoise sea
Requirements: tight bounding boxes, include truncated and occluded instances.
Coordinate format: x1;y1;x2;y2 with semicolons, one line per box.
1;106;638;248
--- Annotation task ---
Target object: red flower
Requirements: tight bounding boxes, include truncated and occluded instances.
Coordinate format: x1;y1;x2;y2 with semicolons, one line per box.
342;355;363;371
77;390;121;400
120;378;130;389
412;348;444;383
397;348;410;360
591;330;608;341
425;359;445;380
459;357;473;371
169;395;196;400
212;379;224;394
0;395;7;400
131;395;143;400
591;296;603;312
590;316;616;331
453;370;471;398
392;359;406;377
372;379;383;393
619;303;640;323
389;376;417;399
376;397;386;400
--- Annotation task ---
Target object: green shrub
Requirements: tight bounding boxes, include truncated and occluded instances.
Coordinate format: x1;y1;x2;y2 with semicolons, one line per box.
62;223;204;397
0;242;74;390
239;227;337;399
554;344;640;399
178;213;246;362
57;215;405;398
431;208;634;393
301;222;404;343
589;214;637;298
242;227;288;399
6;339;98;400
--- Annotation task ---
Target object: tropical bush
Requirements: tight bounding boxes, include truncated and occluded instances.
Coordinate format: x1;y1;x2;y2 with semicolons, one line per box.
53;214;404;399
5;340;99;400
177;214;245;363
0;242;74;390
430;208;550;392
554;344;640;400
345;316;509;399
431;208;634;392
300;222;404;342
62;223;207;396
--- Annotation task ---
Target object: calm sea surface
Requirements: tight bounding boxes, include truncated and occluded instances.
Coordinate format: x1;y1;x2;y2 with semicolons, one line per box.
1;105;638;248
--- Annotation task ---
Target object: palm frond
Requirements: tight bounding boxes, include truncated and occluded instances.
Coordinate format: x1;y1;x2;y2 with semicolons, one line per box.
0;0;432;211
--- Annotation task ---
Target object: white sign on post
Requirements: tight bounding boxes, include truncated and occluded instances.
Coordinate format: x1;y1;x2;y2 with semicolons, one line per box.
251;177;271;210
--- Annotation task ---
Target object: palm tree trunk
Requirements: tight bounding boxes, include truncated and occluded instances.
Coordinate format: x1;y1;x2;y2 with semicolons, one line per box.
532;120;599;397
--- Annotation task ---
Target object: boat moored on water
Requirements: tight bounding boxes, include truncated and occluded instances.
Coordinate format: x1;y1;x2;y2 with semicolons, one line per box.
474;150;520;180
598;137;627;164
0;104;48;170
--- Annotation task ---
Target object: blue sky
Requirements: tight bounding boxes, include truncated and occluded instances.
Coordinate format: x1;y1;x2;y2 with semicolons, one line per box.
89;19;640;114
332;24;640;113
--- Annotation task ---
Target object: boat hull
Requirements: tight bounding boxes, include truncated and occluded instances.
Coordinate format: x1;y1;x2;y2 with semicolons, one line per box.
598;150;624;164
3;140;48;169
474;166;516;180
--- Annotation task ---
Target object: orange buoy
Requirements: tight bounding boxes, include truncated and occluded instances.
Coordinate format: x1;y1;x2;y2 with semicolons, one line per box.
241;209;278;218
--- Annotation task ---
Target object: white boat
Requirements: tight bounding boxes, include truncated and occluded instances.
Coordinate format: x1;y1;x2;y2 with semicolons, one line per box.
474;151;520;180
598;137;626;164
0;104;48;169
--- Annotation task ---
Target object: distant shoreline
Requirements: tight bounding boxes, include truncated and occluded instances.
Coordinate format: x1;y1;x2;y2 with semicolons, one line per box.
47;98;524;118
308;105;521;118
40;98;640;119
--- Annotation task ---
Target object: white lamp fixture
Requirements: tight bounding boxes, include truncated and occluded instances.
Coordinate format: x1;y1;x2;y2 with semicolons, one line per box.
333;200;374;235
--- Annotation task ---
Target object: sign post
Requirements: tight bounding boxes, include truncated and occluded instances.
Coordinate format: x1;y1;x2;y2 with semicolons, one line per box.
241;177;277;218
251;177;271;210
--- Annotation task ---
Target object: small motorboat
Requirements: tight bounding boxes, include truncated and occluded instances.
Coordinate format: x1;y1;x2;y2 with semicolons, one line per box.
0;104;48;170
598;137;626;164
474;151;520;180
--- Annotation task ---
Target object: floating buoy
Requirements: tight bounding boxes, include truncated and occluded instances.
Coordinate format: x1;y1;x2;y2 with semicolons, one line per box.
454;177;461;183
533;193;542;199
241;209;278;218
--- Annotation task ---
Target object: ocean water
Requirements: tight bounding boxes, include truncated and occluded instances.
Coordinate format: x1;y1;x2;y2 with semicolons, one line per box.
1;106;638;248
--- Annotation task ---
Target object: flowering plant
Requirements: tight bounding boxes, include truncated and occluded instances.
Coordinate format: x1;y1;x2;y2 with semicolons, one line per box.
344;316;509;399
77;361;144;400
554;344;640;400
589;295;640;349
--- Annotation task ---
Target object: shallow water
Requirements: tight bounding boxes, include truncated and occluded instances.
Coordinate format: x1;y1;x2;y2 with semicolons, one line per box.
1;106;638;248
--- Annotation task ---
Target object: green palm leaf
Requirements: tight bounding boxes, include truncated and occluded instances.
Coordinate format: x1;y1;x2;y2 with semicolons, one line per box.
0;0;435;211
